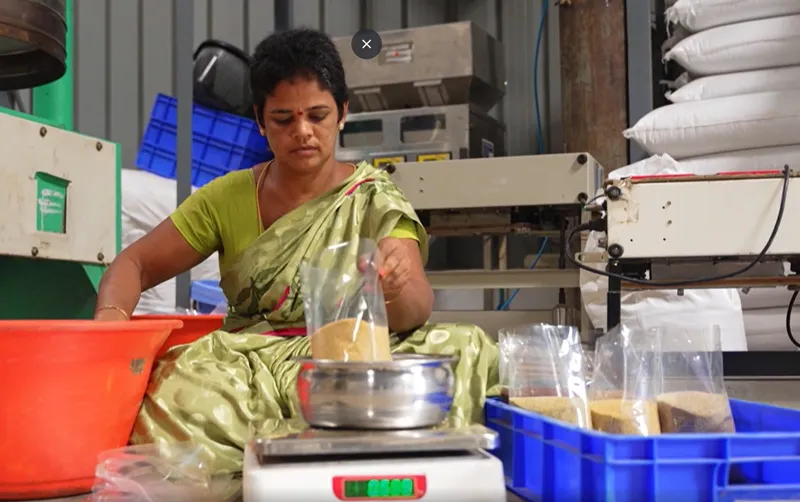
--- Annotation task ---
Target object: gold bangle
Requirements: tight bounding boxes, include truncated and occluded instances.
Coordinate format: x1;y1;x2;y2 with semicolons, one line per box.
95;305;130;320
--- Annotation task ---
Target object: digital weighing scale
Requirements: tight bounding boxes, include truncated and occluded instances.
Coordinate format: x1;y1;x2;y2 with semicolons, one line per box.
242;422;506;501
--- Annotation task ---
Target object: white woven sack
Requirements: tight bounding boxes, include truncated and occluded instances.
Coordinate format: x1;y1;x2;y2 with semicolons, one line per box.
623;89;800;159
664;15;800;76
680;145;800;175
666;0;800;32
667;66;800;102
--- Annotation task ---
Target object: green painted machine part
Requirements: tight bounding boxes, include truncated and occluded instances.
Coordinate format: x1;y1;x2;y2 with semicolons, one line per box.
0;0;122;320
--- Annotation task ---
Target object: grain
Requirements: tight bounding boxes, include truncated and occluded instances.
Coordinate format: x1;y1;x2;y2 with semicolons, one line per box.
310;318;392;361
657;391;735;434
511;396;592;428
590;399;661;435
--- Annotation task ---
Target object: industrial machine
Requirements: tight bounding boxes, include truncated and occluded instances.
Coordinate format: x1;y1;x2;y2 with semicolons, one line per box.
333;22;506;166
390;153;604;338
580;168;800;404
0;0;120;320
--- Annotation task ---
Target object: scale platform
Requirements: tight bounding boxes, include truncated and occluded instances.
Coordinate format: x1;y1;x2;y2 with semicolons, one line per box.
242;420;507;501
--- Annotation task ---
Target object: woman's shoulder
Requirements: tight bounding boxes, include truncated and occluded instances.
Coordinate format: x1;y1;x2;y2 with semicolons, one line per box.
195;168;256;202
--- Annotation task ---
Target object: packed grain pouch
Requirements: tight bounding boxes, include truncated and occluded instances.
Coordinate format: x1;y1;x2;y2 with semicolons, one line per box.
301;239;392;362
579;156;748;352
501;324;592;429
664;15;800;76
656;325;735;434
623;89;800;159
589;325;662;436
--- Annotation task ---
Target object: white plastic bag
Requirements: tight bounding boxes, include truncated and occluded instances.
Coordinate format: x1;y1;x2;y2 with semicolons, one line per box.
623;89;800;159
88;443;239;502
667;66;800;103
666;0;800;33
664;15;800;76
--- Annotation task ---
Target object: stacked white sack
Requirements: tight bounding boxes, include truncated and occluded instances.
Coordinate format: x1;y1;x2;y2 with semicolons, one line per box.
665;0;800;34
579;155;748;351
121;168;222;315
664;13;800;76
624;89;800;160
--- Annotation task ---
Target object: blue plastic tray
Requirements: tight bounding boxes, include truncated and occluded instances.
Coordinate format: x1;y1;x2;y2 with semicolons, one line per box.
486;398;800;501
190;280;225;314
136;94;273;187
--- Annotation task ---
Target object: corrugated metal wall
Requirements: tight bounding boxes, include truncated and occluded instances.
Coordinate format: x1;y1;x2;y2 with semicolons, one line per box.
15;0;559;170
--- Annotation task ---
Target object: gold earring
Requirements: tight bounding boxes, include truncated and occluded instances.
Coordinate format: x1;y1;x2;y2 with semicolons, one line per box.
339;123;344;131
259;129;265;135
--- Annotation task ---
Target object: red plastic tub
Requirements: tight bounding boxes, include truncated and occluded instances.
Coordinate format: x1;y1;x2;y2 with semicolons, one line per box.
133;314;225;357
0;319;183;500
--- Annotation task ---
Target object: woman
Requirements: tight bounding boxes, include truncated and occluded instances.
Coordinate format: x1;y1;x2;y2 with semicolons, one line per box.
95;28;499;473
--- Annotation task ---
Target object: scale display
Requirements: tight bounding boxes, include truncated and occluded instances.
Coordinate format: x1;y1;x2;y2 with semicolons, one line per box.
333;475;426;500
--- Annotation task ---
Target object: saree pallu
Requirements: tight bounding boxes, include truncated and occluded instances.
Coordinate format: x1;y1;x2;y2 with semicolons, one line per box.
130;163;500;474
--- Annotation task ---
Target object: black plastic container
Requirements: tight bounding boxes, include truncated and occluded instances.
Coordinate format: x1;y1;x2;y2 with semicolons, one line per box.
193;40;254;118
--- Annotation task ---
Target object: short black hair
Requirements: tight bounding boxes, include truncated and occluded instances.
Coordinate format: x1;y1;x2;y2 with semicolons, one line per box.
250;28;349;123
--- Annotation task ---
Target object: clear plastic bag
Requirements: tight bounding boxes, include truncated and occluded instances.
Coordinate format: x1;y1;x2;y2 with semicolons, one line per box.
656;324;735;434
589;325;663;435
501;324;592;429
301;238;392;361
87;443;239;502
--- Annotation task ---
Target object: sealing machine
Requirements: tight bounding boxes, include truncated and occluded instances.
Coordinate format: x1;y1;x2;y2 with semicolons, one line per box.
576;168;800;398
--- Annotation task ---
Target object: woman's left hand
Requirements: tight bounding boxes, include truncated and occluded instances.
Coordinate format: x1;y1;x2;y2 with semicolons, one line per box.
377;237;412;301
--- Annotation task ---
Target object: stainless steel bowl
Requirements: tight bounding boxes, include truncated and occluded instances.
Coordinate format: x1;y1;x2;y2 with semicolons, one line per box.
295;354;456;430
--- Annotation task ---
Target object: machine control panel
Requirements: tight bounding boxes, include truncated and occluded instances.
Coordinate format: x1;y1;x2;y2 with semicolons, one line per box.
333;475;426;500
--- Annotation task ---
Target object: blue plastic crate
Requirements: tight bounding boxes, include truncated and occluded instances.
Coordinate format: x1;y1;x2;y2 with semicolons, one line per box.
190;280;225;314
485;398;800;502
137;94;273;187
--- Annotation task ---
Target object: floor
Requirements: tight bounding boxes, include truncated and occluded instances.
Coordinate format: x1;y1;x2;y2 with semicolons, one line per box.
18;490;527;501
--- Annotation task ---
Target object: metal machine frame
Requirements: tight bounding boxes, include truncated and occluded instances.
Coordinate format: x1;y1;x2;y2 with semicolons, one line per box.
390;153;604;338
595;170;800;384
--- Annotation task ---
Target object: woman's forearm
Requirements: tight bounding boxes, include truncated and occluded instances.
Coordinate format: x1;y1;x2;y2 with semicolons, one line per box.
385;277;434;332
95;254;144;319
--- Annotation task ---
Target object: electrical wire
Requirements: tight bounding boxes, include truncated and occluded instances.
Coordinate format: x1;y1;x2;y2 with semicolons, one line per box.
533;0;548;154
565;165;791;287
786;290;800;349
497;237;549;311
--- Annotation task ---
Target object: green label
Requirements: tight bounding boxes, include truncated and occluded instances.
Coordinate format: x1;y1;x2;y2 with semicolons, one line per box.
35;172;69;234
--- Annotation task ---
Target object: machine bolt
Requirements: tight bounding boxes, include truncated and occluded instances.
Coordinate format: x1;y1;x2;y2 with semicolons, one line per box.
577;192;588;204
96;142;103;151
577;153;588;165
39;127;47;137
97;252;105;261
605;186;622;200
31;247;39;257
607;243;624;258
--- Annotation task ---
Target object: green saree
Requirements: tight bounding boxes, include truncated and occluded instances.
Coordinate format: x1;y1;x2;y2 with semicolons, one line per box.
130;162;500;474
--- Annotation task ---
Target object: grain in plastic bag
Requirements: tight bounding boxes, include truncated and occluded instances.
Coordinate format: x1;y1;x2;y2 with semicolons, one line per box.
301;238;392;361
502;324;592;428
589;325;662;435
656;324;734;434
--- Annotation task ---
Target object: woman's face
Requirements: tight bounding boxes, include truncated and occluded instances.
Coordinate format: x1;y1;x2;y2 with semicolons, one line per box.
259;76;347;175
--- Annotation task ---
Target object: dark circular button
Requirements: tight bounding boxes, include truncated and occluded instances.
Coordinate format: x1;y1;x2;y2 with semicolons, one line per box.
351;29;382;60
